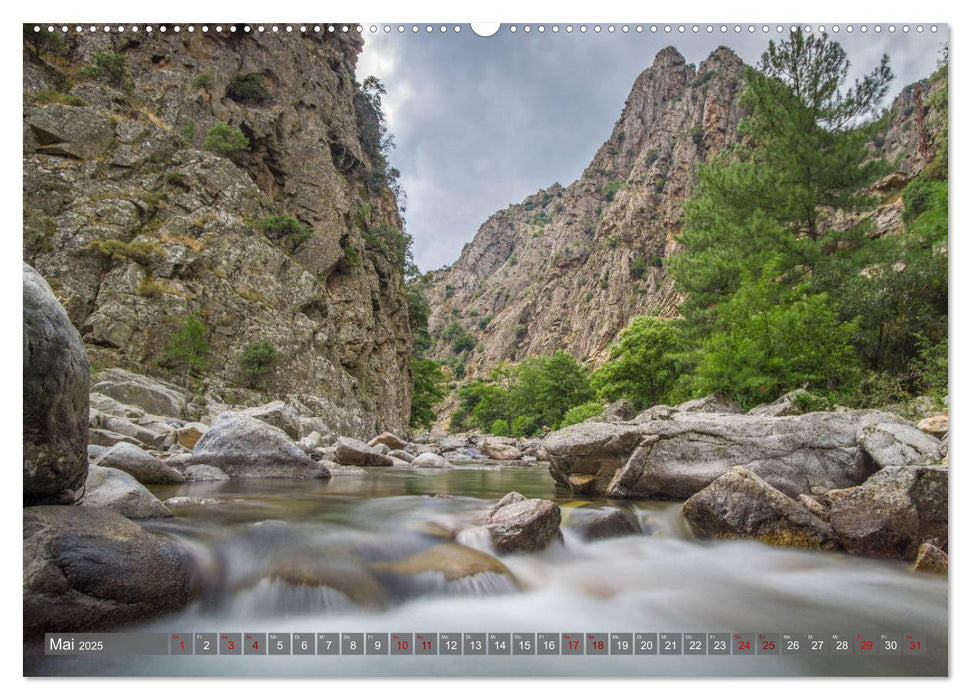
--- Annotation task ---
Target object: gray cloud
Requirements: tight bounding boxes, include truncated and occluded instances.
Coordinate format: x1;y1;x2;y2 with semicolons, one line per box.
358;26;947;271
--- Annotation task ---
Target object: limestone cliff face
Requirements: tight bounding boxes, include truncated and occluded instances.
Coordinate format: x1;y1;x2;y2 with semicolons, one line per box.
426;47;746;373
23;28;412;436
427;46;941;380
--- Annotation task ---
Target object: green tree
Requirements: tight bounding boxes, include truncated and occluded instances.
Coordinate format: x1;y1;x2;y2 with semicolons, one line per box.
204;123;250;159
164;312;211;388
409;358;448;430
239;340;278;386
591;316;686;410
559;401;604;428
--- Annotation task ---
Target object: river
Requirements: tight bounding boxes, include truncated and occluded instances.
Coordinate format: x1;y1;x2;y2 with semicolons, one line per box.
25;462;948;677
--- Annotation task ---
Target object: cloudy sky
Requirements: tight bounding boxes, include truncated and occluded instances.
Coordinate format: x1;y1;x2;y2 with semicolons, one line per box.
357;25;947;272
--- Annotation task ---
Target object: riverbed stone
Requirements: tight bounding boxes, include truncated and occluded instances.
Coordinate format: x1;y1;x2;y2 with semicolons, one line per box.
826;465;948;559
913;542;948;575
486;492;562;554
23;506;190;638
388;449;414;463
240;401;301;440
369;431;407;450
373;543;513;582
24;263;90;505
334;436;395;466
682;467;840;550
186;412;330;478
858;422;944;468
175;422;209;449
80;465;172;518
481;440;523;461
183;464;230;481
411;452;452;468
545;411;904;500
94;411;176;449
88;427;148;449
566;507;641;541
90;368;187;420
93;442;185;484
917;415;948;438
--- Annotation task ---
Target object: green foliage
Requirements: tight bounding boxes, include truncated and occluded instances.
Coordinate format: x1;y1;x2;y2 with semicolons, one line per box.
354;202;413;272
204;123;250;158
507;253;518;266
591;316;687;410
258;214;313;250
560;401;604;428
227;72;270;103
442;321;476;354
605;235;619;248
409;358;448;429
33;90;85;106
690;124;704;144
405;269;433;354
630;257;647;280
602;179;626;202
178;122;196;145
791;391;834;414
87;239;165;267
643;149;659;166
239;339;278;385
164;312;211;388
191;73;214;90
339;245;361;270
450;352;594;436
80;51;127;86
24;25;66;56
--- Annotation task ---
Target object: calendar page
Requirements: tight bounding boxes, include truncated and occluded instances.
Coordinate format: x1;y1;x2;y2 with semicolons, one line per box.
21;20;948;679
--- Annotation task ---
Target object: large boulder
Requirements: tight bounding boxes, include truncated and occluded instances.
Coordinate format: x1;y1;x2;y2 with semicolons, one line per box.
858;422;944;468
481;440;523;461
486;492;562;554
184;412;330;478
91;410;176;450
90;368;187;420
23;506;190;638
93;442;185;484
545;411;901;500
600;399;637;423
682;467;839;550
240;401;301;440
826;465;948;560
175;422;209;450
183;464;230;481
411;452;452;468
368;432;407;451
565;507;641;542
334;437;394;467
80;465;172;518
913;542;948;575
23;263;90;505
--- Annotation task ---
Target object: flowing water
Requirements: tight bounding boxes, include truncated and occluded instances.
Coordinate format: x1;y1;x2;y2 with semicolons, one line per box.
26;463;948;677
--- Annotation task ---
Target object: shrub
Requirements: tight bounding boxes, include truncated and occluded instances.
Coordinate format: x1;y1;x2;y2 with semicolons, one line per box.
515;323;527;339
239;340;278;385
339;245;361;270
605;235;619;248
227;72;270;103
258;214;313;250
690;124;704;145
444;285;456;298
644;149;659;166
33;90;85;106
191;73;214;90
204;123;250;158
442;321;475;354
559;401;604;428
87;239;165;267
178;122;196;145
163;312;210;388
80;51;127;86
630;257;647;280
791;391;834;414
489;418;509;436
410;358;448;430
166;172;190;188
602;179;626;202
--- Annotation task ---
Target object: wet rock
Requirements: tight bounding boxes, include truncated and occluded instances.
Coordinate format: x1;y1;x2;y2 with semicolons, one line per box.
183;464;230;481
373;543;513;582
80;465;172;518
486;491;562;554
916;415;948;439
93;442;185;484
369;432;407;451
90;368;187;419
682;467;840;550
321;461;368;476
566;507;641;541
388;449;414;463
481;440;523;461
23;506;190;638
826;465;948;559
240;401;301;440
24;263;90;505
546;411;902;500
913;542;948;575
175;422;209;450
858;421;943;468
411;452;452;468
334;437;394;467
185;412;330;478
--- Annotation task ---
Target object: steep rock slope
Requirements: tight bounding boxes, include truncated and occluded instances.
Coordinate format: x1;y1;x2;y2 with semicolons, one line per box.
23;28;412;435
427;45;938;378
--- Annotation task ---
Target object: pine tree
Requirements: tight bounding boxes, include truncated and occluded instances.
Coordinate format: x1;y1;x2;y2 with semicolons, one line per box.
164;312;211;389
